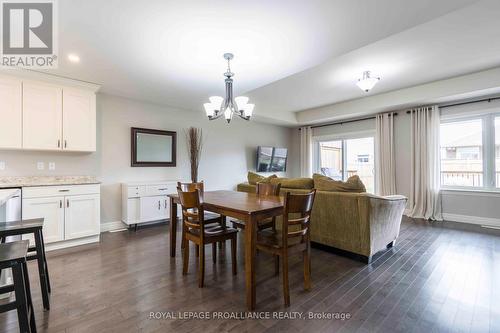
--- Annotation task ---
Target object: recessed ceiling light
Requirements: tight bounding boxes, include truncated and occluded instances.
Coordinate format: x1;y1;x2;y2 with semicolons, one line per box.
67;54;80;63
356;71;380;92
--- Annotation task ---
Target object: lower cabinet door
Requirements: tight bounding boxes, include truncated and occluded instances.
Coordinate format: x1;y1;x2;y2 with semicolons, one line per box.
139;195;164;222
64;194;100;240
22;196;65;244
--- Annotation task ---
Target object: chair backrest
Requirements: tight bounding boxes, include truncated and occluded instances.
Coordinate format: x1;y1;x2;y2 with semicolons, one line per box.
177;181;205;192
256;182;281;196
177;187;205;233
282;189;317;248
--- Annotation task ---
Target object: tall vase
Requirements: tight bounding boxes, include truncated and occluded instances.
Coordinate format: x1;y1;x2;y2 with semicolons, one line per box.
186;127;203;183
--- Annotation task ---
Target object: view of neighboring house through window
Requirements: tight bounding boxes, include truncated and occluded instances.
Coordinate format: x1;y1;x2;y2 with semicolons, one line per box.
317;136;375;193
440;119;483;187
440;112;500;189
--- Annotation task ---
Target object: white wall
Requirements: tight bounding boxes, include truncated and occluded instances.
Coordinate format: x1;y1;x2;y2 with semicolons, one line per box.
0;94;296;223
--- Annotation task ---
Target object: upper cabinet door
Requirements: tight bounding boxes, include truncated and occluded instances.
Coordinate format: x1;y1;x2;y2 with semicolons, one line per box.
62;88;96;152
0;77;22;149
23;81;63;150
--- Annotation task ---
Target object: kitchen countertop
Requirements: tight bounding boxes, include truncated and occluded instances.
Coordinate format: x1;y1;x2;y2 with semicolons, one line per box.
0;176;100;188
0;188;20;206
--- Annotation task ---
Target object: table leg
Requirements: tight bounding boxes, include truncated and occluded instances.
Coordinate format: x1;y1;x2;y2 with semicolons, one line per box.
34;229;50;310
170;197;178;257
245;214;257;311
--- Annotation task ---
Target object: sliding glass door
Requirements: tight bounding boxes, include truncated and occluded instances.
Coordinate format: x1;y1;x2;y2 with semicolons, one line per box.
316;135;375;193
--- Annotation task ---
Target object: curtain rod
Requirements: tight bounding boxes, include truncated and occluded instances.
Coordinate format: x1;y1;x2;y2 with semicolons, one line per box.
299;112;397;130
406;96;500;114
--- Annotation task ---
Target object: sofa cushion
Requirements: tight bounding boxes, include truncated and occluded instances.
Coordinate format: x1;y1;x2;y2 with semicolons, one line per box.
270;177;314;189
313;173;366;192
247;172;277;185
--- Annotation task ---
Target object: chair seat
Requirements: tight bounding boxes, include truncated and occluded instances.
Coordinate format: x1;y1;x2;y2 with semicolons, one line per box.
204;212;222;224
256;230;304;250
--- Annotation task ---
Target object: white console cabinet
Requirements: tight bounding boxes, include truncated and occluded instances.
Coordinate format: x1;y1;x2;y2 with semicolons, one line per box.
121;181;178;226
22;184;101;250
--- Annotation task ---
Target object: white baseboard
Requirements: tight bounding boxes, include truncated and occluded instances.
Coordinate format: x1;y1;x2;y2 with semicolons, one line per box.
442;213;500;228
101;221;127;232
45;235;100;252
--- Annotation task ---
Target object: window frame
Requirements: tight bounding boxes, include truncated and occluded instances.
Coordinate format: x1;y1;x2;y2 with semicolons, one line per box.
312;130;376;191
440;113;499;191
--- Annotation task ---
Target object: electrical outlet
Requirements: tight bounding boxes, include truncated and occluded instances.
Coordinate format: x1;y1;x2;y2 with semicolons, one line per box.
0;161;5;170
37;162;45;170
48;162;56;170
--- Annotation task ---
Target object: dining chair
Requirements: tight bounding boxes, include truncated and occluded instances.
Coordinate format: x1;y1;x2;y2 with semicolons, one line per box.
232;182;282;231
177;181;225;254
177;187;238;288
256;189;316;306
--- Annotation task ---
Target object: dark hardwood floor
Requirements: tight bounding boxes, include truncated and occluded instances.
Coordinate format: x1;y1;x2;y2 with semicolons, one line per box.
0;217;499;332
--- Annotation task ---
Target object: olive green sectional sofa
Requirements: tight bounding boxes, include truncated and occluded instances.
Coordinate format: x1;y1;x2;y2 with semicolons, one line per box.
237;174;407;263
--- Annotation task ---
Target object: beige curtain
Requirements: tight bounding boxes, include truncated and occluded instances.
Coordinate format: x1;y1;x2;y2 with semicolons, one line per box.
408;106;443;221
375;112;396;195
300;126;313;177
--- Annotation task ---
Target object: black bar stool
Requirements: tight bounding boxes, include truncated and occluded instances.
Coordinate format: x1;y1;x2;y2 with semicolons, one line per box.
0;218;51;310
0;240;37;333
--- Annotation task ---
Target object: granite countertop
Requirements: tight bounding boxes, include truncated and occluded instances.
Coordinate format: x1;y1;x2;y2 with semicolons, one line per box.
0;176;100;188
0;188;21;206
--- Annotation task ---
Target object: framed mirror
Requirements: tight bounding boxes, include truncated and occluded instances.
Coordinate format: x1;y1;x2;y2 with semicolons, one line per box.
131;127;177;167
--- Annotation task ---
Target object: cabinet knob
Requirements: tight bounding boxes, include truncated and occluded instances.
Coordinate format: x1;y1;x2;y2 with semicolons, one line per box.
64;140;67;148
57;139;61;148
67;199;69;208
59;200;62;208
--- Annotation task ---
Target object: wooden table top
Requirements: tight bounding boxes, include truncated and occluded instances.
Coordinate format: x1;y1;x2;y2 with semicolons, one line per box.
168;190;283;215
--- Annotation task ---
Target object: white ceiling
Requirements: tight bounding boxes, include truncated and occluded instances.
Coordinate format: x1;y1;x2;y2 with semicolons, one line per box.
36;0;500;125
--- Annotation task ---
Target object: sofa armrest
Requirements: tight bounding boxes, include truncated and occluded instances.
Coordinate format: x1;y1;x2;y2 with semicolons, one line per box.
359;195;407;257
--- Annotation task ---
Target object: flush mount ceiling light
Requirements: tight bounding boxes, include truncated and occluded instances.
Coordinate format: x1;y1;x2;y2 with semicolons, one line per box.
67;54;80;63
203;53;254;123
356;71;380;92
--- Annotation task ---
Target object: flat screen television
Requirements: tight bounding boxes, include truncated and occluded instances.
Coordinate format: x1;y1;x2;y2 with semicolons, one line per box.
256;146;288;172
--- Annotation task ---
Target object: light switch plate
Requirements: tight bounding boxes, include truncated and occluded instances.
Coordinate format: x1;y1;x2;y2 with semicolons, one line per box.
48;162;56;170
37;162;45;170
0;161;5;170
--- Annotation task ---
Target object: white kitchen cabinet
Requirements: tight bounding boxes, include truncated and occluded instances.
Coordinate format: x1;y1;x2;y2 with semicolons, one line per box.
22;81;63;150
22;196;65;244
122;181;176;226
62;88;96;152
0;77;22;149
22;184;100;249
0;74;98;152
64;194;100;240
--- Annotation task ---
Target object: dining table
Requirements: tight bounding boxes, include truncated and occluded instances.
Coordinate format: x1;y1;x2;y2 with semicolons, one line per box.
168;190;284;311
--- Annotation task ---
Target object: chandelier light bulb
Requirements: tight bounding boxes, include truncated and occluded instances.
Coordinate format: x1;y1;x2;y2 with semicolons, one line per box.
235;96;249;109
243;104;255;118
203;103;215;118
209;96;224;110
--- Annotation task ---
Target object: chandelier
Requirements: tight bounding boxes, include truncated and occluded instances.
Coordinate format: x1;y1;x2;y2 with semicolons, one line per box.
203;53;254;123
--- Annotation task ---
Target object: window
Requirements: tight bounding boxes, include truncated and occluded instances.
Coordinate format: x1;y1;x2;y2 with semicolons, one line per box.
440;113;499;189
440;119;483;187
496;117;500;187
316;136;375;193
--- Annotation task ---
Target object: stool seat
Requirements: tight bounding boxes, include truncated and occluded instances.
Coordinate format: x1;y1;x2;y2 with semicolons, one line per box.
0;218;51;311
0;240;29;268
0;240;37;332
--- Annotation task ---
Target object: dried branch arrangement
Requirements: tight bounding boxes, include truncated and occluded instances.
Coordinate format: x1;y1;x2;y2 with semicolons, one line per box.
185;127;203;182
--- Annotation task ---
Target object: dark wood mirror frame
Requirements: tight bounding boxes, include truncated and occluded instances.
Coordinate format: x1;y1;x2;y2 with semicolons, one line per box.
131;127;177;167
